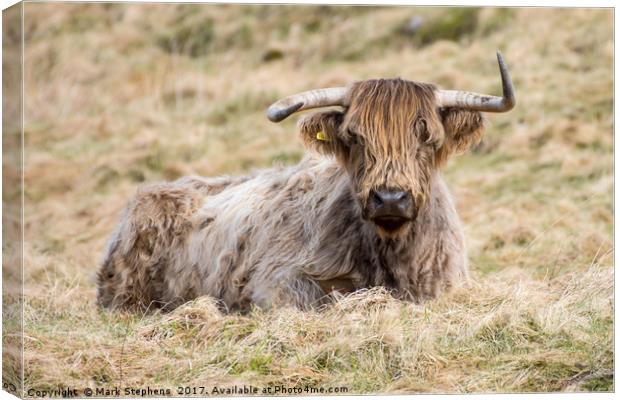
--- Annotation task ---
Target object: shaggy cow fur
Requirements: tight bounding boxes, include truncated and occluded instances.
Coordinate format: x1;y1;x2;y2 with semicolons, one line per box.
97;78;486;312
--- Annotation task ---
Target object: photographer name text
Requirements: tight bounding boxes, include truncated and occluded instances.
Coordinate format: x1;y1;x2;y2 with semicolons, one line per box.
26;384;349;397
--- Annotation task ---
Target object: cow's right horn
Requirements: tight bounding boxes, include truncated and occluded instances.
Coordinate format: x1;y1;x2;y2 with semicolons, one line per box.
435;51;516;113
267;87;349;123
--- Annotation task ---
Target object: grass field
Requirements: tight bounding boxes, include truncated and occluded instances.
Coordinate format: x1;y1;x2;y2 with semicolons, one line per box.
3;3;613;395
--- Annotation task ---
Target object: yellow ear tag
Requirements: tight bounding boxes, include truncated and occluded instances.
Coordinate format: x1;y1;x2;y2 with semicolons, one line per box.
316;131;330;141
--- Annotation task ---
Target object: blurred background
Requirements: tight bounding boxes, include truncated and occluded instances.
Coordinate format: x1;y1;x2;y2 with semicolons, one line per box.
11;3;613;393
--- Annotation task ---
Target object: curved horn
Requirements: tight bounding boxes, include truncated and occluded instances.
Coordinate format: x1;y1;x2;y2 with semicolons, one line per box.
266;87;349;122
436;51;516;113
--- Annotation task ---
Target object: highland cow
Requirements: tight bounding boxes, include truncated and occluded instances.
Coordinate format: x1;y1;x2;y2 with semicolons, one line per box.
97;52;516;312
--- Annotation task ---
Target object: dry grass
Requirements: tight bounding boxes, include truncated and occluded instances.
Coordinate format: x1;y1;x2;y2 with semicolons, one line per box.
3;3;613;395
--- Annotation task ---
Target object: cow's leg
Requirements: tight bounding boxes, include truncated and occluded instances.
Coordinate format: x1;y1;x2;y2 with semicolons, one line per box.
408;224;469;302
249;272;330;310
97;183;203;311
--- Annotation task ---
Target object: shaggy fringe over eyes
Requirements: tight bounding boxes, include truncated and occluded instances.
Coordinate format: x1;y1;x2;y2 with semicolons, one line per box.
344;79;443;148
436;108;487;166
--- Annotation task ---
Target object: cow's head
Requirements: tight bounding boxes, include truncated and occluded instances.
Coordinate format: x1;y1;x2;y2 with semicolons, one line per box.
267;52;515;239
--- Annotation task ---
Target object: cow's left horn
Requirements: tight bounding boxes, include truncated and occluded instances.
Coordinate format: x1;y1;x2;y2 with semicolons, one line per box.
267;87;349;122
436;51;516;113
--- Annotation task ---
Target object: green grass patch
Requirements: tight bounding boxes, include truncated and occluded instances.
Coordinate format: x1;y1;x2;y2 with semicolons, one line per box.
414;8;479;46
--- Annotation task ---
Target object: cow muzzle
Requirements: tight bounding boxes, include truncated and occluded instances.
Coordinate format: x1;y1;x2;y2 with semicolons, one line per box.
367;189;415;234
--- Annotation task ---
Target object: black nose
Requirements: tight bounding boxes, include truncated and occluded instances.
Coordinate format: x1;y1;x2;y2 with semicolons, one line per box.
370;189;413;216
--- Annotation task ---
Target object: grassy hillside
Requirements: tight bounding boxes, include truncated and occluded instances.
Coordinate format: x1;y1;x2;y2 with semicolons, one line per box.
9;3;613;394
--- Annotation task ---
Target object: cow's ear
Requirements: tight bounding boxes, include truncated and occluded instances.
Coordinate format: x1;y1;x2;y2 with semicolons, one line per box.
297;110;348;157
436;108;486;165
